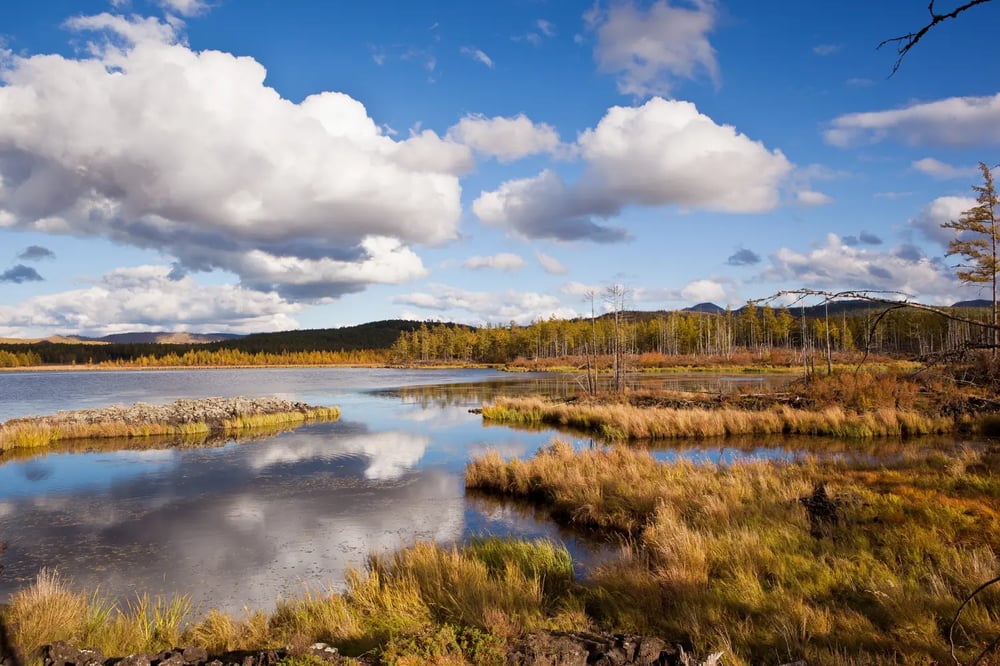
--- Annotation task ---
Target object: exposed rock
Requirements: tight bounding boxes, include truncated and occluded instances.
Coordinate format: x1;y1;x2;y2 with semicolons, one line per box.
34;634;755;666
116;654;153;666
180;648;207;663
4;397;329;431
153;653;185;666
507;633;702;666
306;643;339;660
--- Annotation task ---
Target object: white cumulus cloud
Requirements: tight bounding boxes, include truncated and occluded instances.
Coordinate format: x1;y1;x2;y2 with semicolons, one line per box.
680;278;727;303
250;430;429;481
0;15;465;300
0;265;300;337
760;233;959;303
825;93;1000;147
473;98;792;242
395;285;576;324
589;0;719;97
632;279;732;305
909;196;978;246
447;113;564;162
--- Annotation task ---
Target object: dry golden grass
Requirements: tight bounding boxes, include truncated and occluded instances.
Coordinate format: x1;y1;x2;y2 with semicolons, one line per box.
466;441;1000;664
4;569;193;657
482;396;955;440
4;538;574;664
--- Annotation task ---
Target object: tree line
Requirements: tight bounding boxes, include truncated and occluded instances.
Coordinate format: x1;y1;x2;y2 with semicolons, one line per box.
388;304;998;365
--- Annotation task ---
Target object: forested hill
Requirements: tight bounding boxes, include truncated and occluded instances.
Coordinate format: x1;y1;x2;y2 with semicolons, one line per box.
0;320;465;365
211;320;458;353
0;304;995;368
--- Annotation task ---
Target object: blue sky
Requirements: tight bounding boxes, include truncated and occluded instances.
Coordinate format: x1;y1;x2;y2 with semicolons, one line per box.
1;0;999;336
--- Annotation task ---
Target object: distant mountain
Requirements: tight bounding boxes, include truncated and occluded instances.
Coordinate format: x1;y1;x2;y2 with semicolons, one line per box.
952;299;992;308
0;335;105;345
684;302;724;314
98;332;243;344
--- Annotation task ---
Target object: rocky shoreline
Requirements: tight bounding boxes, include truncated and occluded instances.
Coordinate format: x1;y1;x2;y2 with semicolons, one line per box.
0;397;340;452
8;634;811;666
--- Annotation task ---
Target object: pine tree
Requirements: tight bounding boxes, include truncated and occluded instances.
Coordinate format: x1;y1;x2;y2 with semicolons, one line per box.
942;162;1000;353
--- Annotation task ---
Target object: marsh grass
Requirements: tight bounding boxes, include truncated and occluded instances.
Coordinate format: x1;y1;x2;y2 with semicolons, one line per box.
0;405;341;452
482;396;956;440
5;570;194;657
466;441;1000;664
0;424;315;462
5;538;576;662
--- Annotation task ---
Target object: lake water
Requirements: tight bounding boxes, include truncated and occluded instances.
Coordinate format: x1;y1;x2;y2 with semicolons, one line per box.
0;367;943;616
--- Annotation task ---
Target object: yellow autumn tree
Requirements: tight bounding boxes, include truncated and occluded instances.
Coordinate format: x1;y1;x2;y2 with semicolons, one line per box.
942;162;1000;353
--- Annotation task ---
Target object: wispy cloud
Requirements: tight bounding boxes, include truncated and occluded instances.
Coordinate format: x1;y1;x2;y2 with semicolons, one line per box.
826;93;1000;147
535;252;568;275
911;157;979;180
461;253;524;271
460;46;494;68
812;43;841;56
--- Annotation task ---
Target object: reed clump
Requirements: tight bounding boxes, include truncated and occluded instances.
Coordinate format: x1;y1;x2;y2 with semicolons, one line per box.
5;569;193;658
0;398;341;452
4;538;579;663
482;396;954;440
466;442;1000;664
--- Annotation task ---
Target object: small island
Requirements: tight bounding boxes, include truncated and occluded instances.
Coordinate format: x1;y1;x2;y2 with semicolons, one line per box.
0;397;341;453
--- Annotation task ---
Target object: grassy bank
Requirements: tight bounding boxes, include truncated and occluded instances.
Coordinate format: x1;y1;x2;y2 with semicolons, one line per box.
9;443;1000;664
0;425;319;462
482;396;958;439
0;398;341;452
466;442;1000;664
4;539;580;664
480;370;997;440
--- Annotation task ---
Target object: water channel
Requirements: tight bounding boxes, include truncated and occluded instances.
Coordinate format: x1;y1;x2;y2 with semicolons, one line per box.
0;367;958;616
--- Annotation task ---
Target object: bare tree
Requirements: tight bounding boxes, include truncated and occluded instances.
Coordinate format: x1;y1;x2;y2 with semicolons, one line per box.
879;0;995;74
755;289;1000;379
604;284;630;394
583;289;598;396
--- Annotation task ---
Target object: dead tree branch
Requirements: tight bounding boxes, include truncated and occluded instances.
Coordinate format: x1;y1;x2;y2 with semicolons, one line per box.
878;0;994;75
757;289;1000;332
949;573;1000;665
753;289;1000;376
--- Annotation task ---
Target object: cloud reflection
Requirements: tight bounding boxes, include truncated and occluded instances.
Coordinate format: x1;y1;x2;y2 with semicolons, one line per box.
248;429;429;480
0;425;461;615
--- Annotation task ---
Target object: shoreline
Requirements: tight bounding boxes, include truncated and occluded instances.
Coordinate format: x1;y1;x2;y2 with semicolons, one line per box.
0;396;341;452
0;362;504;372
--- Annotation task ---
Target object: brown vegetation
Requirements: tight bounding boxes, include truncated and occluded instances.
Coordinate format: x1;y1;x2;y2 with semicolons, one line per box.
482;395;956;440
4;539;578;665
479;370;1000;440
465;441;1000;664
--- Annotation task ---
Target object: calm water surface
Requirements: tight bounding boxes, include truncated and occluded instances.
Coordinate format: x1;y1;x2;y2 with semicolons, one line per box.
0;368;853;614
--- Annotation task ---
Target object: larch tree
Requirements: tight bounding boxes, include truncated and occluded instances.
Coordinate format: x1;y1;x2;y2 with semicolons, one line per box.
942;162;1000;353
